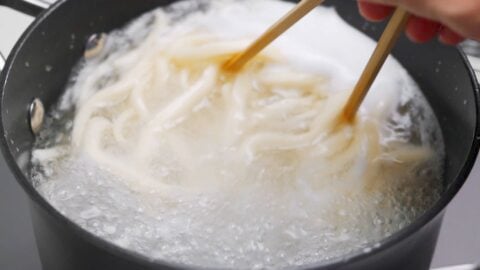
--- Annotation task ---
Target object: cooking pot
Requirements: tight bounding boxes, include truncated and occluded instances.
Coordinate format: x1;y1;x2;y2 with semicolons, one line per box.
0;0;479;269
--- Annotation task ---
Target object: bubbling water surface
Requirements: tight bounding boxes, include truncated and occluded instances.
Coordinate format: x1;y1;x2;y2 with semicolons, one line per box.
32;0;444;268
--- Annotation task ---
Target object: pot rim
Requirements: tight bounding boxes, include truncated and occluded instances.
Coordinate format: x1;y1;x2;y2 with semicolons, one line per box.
0;1;479;269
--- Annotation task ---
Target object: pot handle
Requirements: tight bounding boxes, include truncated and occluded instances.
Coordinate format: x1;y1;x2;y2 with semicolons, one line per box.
0;0;51;17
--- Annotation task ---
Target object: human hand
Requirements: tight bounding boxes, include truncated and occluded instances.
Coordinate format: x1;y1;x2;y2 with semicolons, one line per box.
357;0;480;45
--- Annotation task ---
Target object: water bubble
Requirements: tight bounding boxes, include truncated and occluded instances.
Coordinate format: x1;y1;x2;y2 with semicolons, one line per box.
363;247;372;253
80;206;101;219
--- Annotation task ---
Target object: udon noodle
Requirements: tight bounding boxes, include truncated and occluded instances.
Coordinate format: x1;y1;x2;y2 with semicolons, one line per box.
31;0;444;268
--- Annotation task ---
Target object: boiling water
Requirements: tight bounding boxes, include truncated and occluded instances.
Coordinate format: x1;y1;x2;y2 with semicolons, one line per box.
31;0;444;268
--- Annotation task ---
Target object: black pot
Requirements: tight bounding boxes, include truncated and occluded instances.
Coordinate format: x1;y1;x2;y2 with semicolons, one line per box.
0;0;479;269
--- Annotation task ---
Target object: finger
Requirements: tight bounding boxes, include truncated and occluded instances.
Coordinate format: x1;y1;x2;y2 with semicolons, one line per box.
405;16;441;43
358;1;395;22
439;27;465;45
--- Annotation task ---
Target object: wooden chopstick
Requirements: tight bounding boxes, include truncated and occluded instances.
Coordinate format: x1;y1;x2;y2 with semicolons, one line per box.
223;0;325;72
342;8;410;122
